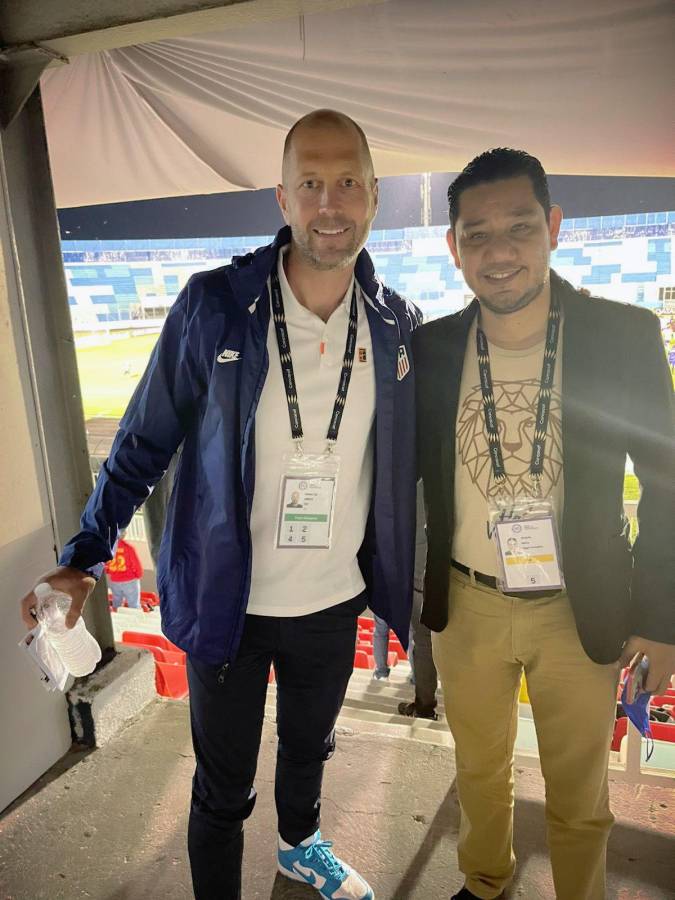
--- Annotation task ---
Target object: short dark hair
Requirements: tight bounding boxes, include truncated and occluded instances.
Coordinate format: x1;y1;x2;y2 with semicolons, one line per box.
282;109;374;185
447;148;551;229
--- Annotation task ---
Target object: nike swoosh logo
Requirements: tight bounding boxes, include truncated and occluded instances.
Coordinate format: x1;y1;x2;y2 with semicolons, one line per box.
217;350;240;363
293;863;318;886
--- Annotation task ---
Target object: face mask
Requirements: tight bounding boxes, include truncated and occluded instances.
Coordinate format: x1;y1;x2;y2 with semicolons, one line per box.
620;658;653;760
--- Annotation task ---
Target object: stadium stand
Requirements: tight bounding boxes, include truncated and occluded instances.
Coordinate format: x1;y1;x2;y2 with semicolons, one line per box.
62;212;675;327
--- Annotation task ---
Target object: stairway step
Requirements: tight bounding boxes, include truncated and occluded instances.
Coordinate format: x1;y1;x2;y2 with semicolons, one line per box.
262;683;449;746
267;684;445;721
261;699;452;747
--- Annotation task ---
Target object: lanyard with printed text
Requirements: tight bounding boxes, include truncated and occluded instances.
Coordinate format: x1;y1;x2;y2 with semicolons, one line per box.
476;294;561;493
270;269;358;452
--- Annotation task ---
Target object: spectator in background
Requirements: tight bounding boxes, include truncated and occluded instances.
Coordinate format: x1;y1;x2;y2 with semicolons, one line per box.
373;486;439;717
398;484;438;720
373;486;439;712
104;529;143;610
372;613;391;679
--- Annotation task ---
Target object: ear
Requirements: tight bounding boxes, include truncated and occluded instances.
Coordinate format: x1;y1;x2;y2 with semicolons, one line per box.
276;184;290;224
372;178;379;215
446;227;461;269
548;205;563;251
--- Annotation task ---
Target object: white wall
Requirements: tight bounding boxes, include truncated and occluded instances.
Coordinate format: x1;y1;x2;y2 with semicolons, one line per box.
0;178;72;814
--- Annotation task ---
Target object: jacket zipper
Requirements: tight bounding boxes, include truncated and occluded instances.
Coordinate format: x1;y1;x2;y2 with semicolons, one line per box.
217;662;230;684
218;302;270;680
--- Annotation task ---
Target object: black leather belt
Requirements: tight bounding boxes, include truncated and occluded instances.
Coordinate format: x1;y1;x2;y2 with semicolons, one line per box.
451;560;560;600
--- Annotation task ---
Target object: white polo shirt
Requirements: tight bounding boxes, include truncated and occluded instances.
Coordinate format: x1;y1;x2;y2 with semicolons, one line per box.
246;251;376;617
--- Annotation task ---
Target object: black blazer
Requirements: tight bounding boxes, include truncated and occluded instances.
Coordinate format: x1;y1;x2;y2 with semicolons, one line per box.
414;271;675;664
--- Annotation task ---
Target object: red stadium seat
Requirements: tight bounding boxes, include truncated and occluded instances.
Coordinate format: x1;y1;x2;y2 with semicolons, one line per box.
155;660;189;699
108;590;159;613
613;717;675;752
652;694;675;708
121;630;184;657
357;617;375;631
650;722;675;743
354;650;374;669
141;590;160;607
140;591;159;613
122;641;167;663
119;634;186;665
119;632;188;698
611;717;628;751
353;647;398;669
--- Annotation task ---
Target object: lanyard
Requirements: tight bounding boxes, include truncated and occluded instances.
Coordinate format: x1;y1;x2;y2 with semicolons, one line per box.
270;269;358;452
476;294;561;493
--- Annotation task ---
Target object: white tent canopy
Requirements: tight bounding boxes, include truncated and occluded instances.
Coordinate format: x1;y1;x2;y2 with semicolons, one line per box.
41;0;675;208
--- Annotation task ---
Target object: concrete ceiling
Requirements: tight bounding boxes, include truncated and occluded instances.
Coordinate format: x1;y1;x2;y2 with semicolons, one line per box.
0;0;384;57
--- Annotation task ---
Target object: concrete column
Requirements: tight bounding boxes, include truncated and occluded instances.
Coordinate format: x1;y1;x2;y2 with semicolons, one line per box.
1;85;114;649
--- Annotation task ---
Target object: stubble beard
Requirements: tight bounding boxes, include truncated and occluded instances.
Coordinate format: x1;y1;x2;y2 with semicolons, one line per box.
291;221;370;272
478;277;547;316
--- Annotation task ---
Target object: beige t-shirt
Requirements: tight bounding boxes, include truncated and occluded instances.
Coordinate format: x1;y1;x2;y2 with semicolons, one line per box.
453;318;564;576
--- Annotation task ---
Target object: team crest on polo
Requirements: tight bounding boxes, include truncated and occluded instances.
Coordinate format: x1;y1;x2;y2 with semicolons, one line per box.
397;345;410;381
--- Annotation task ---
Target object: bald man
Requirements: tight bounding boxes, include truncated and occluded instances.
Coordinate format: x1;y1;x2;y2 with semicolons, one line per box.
23;110;421;899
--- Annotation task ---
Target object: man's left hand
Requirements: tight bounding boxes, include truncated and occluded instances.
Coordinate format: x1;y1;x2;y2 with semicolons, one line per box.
620;636;675;694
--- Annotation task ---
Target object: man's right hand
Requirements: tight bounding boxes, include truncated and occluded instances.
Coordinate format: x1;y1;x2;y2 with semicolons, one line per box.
20;566;97;630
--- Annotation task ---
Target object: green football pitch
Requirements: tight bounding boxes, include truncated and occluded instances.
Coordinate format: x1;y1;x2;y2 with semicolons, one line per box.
75;333;159;419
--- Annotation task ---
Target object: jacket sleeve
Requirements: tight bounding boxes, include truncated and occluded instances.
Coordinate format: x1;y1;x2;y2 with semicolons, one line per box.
59;284;205;578
626;312;675;643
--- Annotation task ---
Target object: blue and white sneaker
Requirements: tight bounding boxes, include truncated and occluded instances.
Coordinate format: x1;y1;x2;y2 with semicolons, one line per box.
278;830;374;899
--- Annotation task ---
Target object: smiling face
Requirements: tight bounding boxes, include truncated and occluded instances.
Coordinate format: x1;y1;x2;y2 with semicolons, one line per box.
447;175;562;316
276;120;378;271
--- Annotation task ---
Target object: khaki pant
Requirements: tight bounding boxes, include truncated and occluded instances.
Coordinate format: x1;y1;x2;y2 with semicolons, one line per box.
432;569;619;900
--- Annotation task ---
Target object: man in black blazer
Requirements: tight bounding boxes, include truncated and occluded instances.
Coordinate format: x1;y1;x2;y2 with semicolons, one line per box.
414;149;674;900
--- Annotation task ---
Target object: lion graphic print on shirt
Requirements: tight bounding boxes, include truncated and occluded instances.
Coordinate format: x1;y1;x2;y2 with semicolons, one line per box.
453;318;564;577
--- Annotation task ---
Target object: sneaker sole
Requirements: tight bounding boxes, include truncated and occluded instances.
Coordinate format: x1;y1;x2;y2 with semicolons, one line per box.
277;862;375;899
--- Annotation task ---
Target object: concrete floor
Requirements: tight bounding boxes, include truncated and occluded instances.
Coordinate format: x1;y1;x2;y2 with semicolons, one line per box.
1;699;674;900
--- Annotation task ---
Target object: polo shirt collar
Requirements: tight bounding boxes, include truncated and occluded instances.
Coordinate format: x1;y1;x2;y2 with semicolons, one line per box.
276;245;356;324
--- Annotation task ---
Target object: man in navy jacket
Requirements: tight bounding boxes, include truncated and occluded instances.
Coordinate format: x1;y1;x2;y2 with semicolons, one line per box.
21;110;421;900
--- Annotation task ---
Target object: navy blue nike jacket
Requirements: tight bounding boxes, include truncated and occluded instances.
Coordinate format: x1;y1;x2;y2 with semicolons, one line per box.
59;227;422;665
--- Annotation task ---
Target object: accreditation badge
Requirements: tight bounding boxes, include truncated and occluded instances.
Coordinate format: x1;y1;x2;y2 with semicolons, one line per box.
488;495;564;593
276;451;340;549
